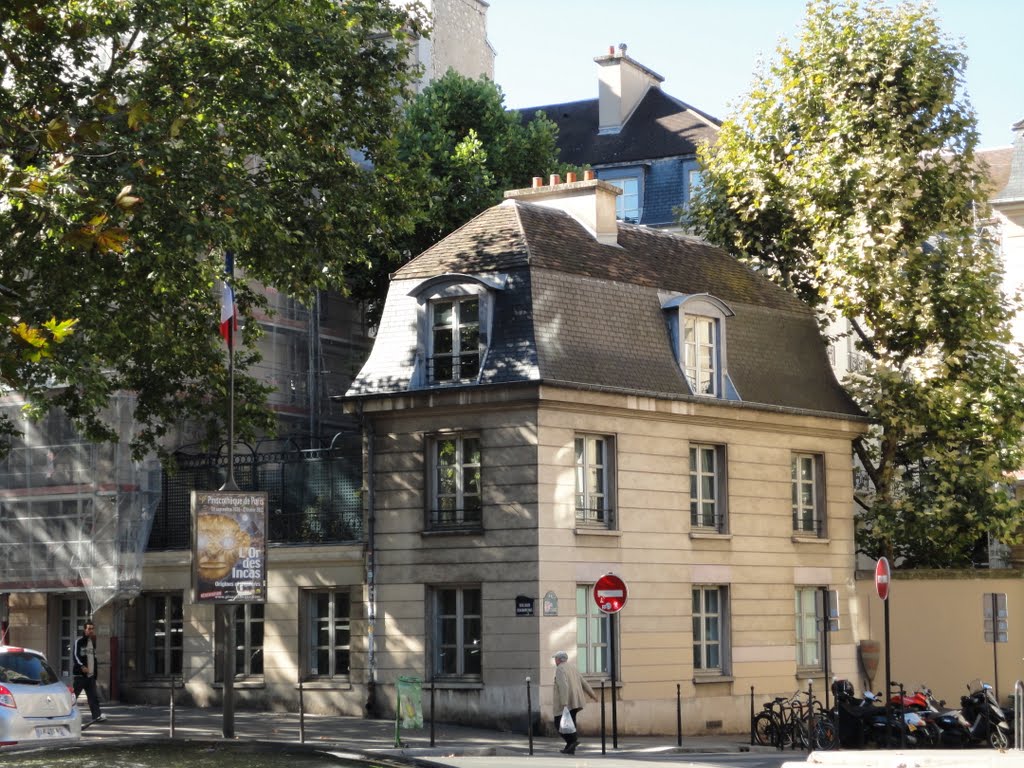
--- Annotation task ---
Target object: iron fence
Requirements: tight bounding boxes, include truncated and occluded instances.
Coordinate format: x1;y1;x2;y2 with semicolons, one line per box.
148;434;363;550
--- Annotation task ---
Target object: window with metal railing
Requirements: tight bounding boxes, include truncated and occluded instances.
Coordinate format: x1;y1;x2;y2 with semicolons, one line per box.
428;434;482;530
574;434;614;527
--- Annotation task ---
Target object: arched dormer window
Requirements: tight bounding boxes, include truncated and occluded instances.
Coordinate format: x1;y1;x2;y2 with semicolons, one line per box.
410;274;507;387
661;293;739;400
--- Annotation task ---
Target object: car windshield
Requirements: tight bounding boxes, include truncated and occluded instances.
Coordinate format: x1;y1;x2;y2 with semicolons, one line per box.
0;651;60;685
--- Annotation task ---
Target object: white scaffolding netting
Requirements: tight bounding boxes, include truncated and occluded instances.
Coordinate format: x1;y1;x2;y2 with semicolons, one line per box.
0;395;160;612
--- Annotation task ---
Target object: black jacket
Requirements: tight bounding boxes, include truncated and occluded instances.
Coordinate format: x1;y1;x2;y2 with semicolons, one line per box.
72;635;96;678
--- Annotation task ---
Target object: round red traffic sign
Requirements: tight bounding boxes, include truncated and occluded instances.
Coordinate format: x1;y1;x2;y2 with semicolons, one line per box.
875;557;891;601
593;573;628;614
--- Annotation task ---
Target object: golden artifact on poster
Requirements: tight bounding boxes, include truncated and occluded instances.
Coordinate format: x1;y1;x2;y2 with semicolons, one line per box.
196;513;250;581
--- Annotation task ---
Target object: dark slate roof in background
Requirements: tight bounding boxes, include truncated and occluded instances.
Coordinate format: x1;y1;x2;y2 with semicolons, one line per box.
519;89;720;167
384;201;860;418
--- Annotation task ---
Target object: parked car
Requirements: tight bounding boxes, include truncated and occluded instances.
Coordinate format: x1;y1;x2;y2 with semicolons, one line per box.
0;645;81;746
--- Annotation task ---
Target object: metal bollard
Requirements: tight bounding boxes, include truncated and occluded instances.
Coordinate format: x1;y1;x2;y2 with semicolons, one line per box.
430;681;436;747
298;678;305;744
676;683;682;746
169;677;176;739
749;686;755;746
600;680;607;755
526;677;533;755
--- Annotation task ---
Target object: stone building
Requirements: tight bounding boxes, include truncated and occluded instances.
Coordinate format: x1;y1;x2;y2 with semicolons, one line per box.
337;174;866;733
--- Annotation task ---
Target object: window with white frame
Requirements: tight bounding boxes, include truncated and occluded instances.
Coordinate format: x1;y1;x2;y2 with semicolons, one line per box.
795;587;823;669
429;434;482;529
576;585;610;676
664;295;734;400
575;434;614;526
792;453;826;536
144;593;183;678
683;315;718;396
692;585;729;674
433;586;482;678
607;177;641;223
303;588;351;679
430;297;480;383
690;443;726;532
216;602;264;680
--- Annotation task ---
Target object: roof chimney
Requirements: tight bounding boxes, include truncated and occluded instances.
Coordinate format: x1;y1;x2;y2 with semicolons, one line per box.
594;45;664;135
504;175;622;246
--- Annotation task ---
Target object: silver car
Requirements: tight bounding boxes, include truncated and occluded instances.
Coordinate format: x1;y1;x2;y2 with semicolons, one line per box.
0;645;81;746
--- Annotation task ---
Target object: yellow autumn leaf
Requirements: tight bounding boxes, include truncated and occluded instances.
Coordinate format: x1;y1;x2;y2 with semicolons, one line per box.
95;227;129;253
12;322;47;349
127;101;151;130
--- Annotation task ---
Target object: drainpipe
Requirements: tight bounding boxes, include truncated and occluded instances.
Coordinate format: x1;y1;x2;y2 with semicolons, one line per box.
362;405;379;717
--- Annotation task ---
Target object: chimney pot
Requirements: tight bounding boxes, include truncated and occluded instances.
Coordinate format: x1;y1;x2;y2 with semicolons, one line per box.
549;173;561;186
584;169;596;181
608;45;614;55
532;176;543;188
566;171;577;183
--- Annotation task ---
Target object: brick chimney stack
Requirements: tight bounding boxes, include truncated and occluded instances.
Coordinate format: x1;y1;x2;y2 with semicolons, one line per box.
594;44;664;135
503;174;621;246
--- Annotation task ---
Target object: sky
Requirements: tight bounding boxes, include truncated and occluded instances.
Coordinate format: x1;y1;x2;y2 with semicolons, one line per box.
486;0;1023;150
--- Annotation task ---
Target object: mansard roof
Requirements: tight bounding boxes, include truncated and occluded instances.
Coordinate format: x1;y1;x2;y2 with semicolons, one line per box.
347;200;861;419
521;88;721;167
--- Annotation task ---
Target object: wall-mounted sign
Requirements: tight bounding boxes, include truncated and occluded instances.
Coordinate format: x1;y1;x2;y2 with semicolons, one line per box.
515;595;535;617
543;591;558;616
192;491;267;603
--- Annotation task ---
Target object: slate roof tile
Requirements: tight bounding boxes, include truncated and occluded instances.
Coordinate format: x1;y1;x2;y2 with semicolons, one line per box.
355;198;860;419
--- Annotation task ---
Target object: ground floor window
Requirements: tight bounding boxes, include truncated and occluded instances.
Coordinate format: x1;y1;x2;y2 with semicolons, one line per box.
692;585;730;674
303;588;351;679
432;586;481;678
144;593;183;677
215;602;264;680
576;585;610;676
795;587;823;670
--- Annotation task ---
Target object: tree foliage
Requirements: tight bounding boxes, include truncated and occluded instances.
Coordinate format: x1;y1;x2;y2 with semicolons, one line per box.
687;0;1024;567
1;0;426;459
353;71;564;318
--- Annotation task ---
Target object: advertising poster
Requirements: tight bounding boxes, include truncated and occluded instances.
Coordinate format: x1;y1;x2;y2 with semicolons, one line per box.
192;490;267;603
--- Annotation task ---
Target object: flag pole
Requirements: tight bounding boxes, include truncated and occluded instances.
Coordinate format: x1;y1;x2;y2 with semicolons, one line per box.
220;250;239;493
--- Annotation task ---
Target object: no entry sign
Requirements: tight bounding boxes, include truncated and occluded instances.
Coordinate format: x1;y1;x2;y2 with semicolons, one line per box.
875;557;891;601
593;573;628;614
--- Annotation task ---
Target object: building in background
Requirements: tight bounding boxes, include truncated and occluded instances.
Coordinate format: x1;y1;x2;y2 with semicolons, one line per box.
0;3;494;707
524;44;720;229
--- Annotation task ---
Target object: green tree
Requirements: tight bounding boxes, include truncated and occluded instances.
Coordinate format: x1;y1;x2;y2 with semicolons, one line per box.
1;0;426;459
687;0;1024;568
353;71;564;317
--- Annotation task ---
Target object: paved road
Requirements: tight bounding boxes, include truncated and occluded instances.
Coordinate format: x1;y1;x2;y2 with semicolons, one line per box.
57;702;800;768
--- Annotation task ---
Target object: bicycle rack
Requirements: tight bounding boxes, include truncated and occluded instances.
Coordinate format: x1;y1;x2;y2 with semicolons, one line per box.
1014;679;1023;751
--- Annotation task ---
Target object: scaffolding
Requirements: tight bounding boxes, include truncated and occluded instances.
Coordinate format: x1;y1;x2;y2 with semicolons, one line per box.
0;394;160;613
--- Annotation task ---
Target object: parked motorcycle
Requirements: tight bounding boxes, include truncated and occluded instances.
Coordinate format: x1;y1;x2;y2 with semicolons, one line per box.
955;679;1013;749
831;680;917;749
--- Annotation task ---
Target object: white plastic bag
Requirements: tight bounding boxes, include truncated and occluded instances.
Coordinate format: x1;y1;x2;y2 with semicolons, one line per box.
559;706;576;734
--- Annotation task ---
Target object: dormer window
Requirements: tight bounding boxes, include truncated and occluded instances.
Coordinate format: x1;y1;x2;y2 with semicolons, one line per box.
409;273;507;389
662;293;738;400
683;315;717;396
430;297;480;383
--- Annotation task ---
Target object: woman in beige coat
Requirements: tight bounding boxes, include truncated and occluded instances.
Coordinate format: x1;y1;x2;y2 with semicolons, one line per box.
552;650;597;754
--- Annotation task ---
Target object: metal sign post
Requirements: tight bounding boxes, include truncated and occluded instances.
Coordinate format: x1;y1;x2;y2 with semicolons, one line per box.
593;573;627;750
875;558;891;747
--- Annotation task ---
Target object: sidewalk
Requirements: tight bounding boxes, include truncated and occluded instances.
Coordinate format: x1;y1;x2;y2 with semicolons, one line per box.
71;702;775;767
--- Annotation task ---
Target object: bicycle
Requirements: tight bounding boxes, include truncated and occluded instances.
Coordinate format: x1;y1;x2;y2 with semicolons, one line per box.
753;689;838;751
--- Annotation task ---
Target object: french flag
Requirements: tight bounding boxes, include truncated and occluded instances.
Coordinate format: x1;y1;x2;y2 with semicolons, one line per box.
220;251;238;345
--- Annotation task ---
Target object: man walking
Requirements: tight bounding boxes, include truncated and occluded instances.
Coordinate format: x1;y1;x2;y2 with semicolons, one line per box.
73;621;106;723
552;650;596;754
